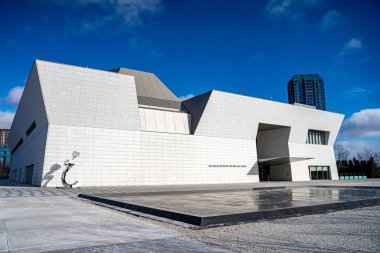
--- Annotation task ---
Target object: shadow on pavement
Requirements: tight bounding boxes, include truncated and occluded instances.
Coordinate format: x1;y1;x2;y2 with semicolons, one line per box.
0;179;34;187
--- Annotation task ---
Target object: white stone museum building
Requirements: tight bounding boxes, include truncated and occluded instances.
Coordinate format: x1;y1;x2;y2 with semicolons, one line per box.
8;60;344;187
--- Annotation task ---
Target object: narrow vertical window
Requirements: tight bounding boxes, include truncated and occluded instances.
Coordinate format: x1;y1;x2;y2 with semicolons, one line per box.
26;121;37;136
306;130;328;145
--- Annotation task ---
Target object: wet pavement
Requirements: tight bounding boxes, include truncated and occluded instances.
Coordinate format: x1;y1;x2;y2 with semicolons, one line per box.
103;187;380;215
79;186;380;226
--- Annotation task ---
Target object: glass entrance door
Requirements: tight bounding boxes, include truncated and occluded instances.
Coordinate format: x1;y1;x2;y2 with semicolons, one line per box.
309;166;331;180
259;163;270;181
25;164;34;184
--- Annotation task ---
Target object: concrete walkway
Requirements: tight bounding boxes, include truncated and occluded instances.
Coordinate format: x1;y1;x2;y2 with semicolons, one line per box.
0;192;229;252
1;179;379;252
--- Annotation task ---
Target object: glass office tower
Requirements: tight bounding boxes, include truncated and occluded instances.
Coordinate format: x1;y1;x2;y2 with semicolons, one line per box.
0;129;10;178
288;74;326;110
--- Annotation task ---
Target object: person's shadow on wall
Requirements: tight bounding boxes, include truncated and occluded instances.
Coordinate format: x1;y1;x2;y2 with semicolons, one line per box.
42;164;61;187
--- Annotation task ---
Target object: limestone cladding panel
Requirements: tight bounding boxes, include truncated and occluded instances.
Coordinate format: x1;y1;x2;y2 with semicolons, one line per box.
194;91;343;145
36;60;141;131
8;64;48;148
139;108;191;135
10;61;344;186
193;90;343;181
289;143;338;181
10;125;48;186
8;63;49;186
42;125;259;187
256;128;290;159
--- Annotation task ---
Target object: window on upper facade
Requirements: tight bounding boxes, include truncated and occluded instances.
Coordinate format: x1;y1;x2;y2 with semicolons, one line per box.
11;138;23;155
26;121;36;136
306;130;328;145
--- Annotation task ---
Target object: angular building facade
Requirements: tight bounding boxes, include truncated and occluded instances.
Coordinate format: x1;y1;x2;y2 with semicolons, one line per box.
8;60;344;187
288;74;326;110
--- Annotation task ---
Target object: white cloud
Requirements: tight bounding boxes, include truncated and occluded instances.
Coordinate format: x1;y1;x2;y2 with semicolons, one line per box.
345;38;363;50
335;38;364;58
318;10;344;31
339;108;380;137
343;87;367;97
0;86;22;128
6;86;24;105
264;0;320;19
0;111;15;129
44;0;164;31
178;93;194;101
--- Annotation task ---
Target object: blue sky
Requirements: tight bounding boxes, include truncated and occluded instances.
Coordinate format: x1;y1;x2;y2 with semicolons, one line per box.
0;0;379;157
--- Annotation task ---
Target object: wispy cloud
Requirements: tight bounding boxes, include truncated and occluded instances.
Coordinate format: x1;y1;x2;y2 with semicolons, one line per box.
264;0;321;21
343;87;367;97
178;93;194;101
339;108;380;137
265;0;292;17
318;10;345;31
334;38;364;59
42;0;164;32
0;111;15;129
341;83;380;99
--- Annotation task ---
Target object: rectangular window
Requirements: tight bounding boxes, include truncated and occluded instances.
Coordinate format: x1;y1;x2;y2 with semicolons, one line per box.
306;130;328;145
309;166;331;180
11;138;23;154
26;121;36;136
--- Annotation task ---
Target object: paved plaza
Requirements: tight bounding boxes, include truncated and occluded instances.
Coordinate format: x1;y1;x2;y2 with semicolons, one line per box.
0;179;380;252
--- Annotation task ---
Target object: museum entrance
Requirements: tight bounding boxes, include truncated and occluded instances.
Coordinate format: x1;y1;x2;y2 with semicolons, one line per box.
256;123;291;181
309;166;331;180
25;164;34;184
259;163;270;181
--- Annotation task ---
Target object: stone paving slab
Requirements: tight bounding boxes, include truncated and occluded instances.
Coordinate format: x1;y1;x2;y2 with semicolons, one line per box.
0;185;69;199
0;196;179;253
0;225;7;252
46;237;232;253
183;205;380;253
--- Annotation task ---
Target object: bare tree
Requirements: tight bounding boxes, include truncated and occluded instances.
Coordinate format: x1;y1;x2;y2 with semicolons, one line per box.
360;150;380;166
334;144;349;161
373;152;380;166
356;149;374;161
356;149;380;177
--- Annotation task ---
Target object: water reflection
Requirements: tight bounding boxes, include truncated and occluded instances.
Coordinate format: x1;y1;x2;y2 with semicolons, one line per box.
254;189;294;210
250;187;380;211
